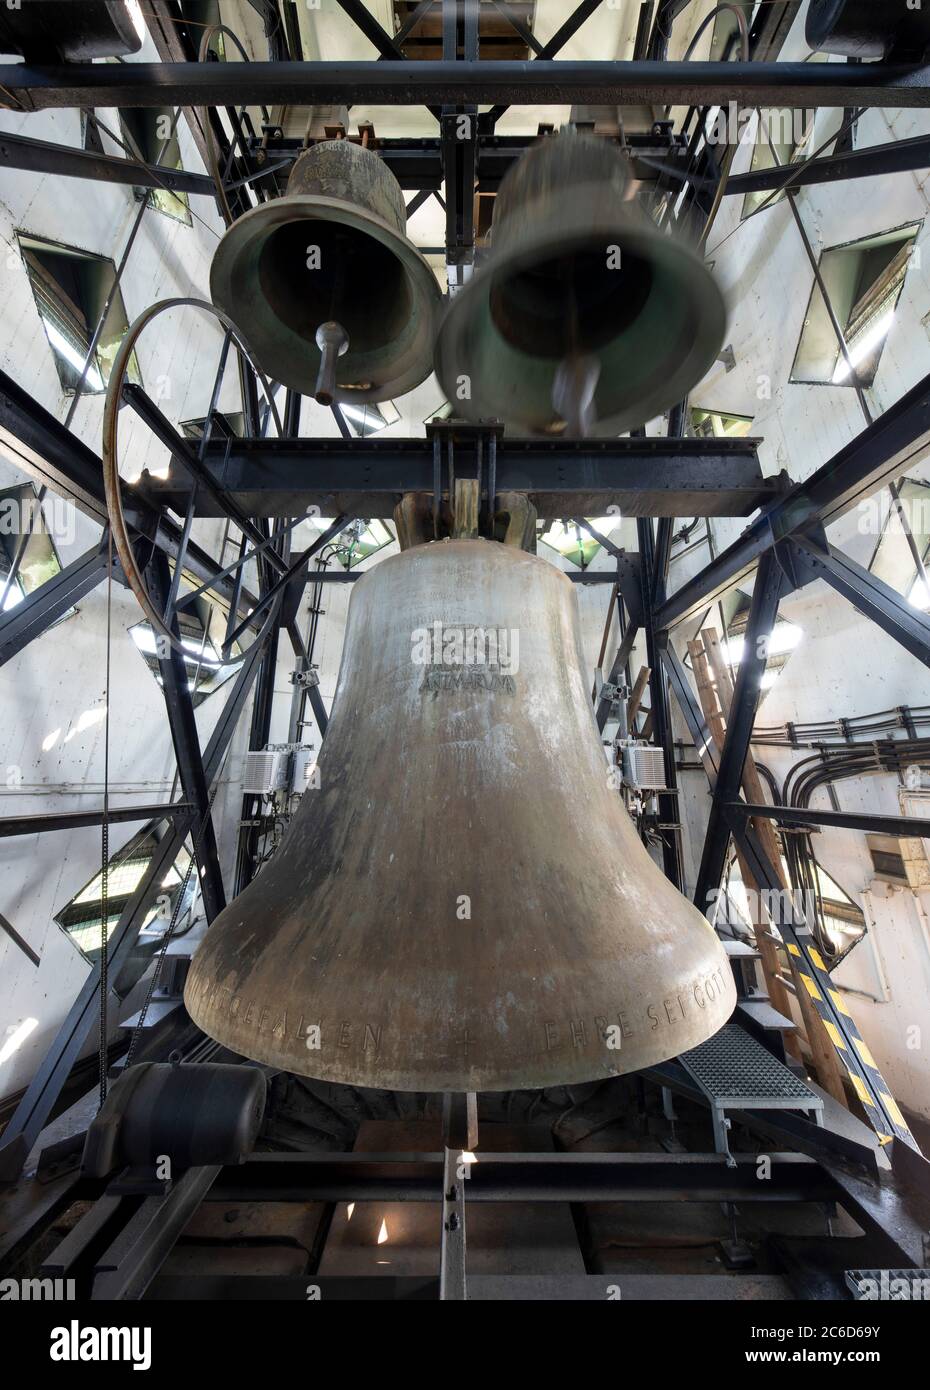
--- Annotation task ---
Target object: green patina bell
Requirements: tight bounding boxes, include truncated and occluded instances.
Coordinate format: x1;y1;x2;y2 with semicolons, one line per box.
434;130;727;438
210;139;441;403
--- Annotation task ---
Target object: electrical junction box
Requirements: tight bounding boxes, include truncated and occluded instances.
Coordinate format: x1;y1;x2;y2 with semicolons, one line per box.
290;746;319;795
242;749;290;795
621;743;666;792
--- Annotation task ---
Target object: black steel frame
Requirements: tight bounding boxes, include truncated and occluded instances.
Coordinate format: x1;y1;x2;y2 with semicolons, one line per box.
14;124;928;199
5;60;929;111
1;0;929;1294
4;1142;928;1301
653;372;930;912
140;433;779;518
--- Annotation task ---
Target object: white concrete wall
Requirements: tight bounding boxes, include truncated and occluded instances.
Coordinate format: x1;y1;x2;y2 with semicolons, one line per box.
0;26;257;1098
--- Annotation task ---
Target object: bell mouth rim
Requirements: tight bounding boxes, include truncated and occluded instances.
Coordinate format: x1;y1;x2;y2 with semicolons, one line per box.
182;996;737;1093
210;194;442;404
434;225;726;438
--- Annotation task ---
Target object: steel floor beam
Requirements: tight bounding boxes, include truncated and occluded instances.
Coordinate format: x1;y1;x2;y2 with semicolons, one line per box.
0;130;215;195
141;436;777;520
144;1273;794;1300
5;60;928;111
207;1150;834;1204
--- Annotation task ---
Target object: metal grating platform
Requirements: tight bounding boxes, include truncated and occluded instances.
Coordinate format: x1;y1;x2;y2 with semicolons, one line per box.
678;1025;824;1164
681;1025;818;1106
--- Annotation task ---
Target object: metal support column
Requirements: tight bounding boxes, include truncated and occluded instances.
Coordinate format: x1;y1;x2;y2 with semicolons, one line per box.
441;0;478;288
638;516;683;889
149;554;226;924
693;549;786;911
234;523;284;895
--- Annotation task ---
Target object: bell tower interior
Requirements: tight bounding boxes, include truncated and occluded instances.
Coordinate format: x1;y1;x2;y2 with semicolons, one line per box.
0;0;929;1345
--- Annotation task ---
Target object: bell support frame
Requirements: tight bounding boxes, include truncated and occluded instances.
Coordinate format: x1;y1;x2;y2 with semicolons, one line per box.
1;0;929;1301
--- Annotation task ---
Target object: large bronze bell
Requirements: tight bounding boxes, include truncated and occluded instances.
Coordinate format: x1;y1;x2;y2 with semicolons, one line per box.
210;139;441;402
185;538;735;1091
434;131;726;437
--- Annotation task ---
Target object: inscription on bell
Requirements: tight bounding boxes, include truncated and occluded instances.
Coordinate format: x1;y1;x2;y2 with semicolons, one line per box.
420;665;516;695
196;980;386;1055
541;969;729;1054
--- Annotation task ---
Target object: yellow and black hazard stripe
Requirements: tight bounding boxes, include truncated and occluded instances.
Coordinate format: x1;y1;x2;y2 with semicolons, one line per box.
783;930;915;1149
712;770;914;1149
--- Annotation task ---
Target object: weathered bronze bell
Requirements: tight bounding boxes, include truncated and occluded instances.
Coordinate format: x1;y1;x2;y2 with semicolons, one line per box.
434;131;726;437
185;538;735;1090
210;139;441;402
